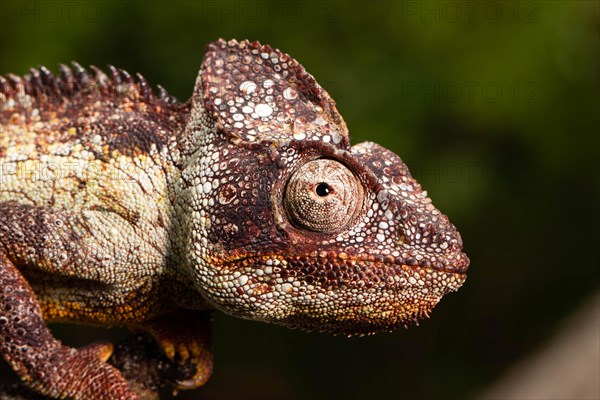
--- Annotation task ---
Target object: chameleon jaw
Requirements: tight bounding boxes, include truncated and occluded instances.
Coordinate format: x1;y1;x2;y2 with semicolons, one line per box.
198;254;467;335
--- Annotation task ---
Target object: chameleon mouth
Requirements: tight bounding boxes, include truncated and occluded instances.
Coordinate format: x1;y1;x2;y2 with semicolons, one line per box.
205;253;467;335
214;251;469;276
209;252;467;301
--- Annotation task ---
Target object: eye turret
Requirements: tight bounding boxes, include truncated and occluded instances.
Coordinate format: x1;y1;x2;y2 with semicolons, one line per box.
284;159;363;233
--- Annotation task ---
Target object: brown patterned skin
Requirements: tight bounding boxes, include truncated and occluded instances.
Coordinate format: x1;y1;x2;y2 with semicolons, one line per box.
0;39;469;399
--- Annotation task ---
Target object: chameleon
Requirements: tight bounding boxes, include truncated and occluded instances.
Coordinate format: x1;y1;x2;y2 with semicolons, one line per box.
0;39;469;399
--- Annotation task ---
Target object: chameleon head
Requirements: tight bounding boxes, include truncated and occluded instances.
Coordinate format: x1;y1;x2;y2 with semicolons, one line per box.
181;39;469;335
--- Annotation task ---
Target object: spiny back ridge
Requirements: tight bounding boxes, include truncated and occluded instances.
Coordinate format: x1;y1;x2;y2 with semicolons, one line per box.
0;63;180;107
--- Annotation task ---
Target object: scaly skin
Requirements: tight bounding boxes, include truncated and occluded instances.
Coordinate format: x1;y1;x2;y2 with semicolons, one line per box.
0;39;469;398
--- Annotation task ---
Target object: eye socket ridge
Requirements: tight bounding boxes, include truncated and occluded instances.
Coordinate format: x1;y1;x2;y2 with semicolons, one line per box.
284;158;364;233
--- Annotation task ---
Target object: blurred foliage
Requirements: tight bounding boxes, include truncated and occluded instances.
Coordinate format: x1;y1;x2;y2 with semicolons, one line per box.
0;1;598;399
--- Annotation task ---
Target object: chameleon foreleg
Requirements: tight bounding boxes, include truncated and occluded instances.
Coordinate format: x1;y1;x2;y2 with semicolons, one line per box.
0;251;137;400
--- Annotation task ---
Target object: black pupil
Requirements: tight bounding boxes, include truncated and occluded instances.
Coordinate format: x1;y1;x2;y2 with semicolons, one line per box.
315;183;330;197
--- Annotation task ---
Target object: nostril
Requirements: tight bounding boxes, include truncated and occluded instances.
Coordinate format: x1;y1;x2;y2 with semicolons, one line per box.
391;219;406;239
397;229;407;246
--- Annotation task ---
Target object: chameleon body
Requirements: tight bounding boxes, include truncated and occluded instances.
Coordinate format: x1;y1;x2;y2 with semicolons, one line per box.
0;39;469;399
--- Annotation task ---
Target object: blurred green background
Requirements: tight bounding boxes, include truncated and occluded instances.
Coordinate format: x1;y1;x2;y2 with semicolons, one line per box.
1;1;598;399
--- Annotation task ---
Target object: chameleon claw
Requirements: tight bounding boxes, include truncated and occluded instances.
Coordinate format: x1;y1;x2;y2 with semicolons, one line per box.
176;378;201;390
175;363;211;390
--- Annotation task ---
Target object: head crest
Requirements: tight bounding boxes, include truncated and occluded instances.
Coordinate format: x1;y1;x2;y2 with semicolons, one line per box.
199;39;349;147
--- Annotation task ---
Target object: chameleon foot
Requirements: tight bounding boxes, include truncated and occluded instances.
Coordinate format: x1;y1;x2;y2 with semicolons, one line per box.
140;310;213;390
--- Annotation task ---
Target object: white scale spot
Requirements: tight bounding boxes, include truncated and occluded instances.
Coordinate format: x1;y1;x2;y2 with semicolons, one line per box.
263;79;275;88
314;117;327;126
332;132;342;144
255;103;273;117
283;87;298;100
293;131;306;140
240;81;257;95
376;233;386;242
202;182;212;194
232;113;244;121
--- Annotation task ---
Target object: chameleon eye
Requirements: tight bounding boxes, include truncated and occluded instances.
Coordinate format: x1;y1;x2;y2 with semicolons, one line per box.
284;159;363;232
315;182;331;197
